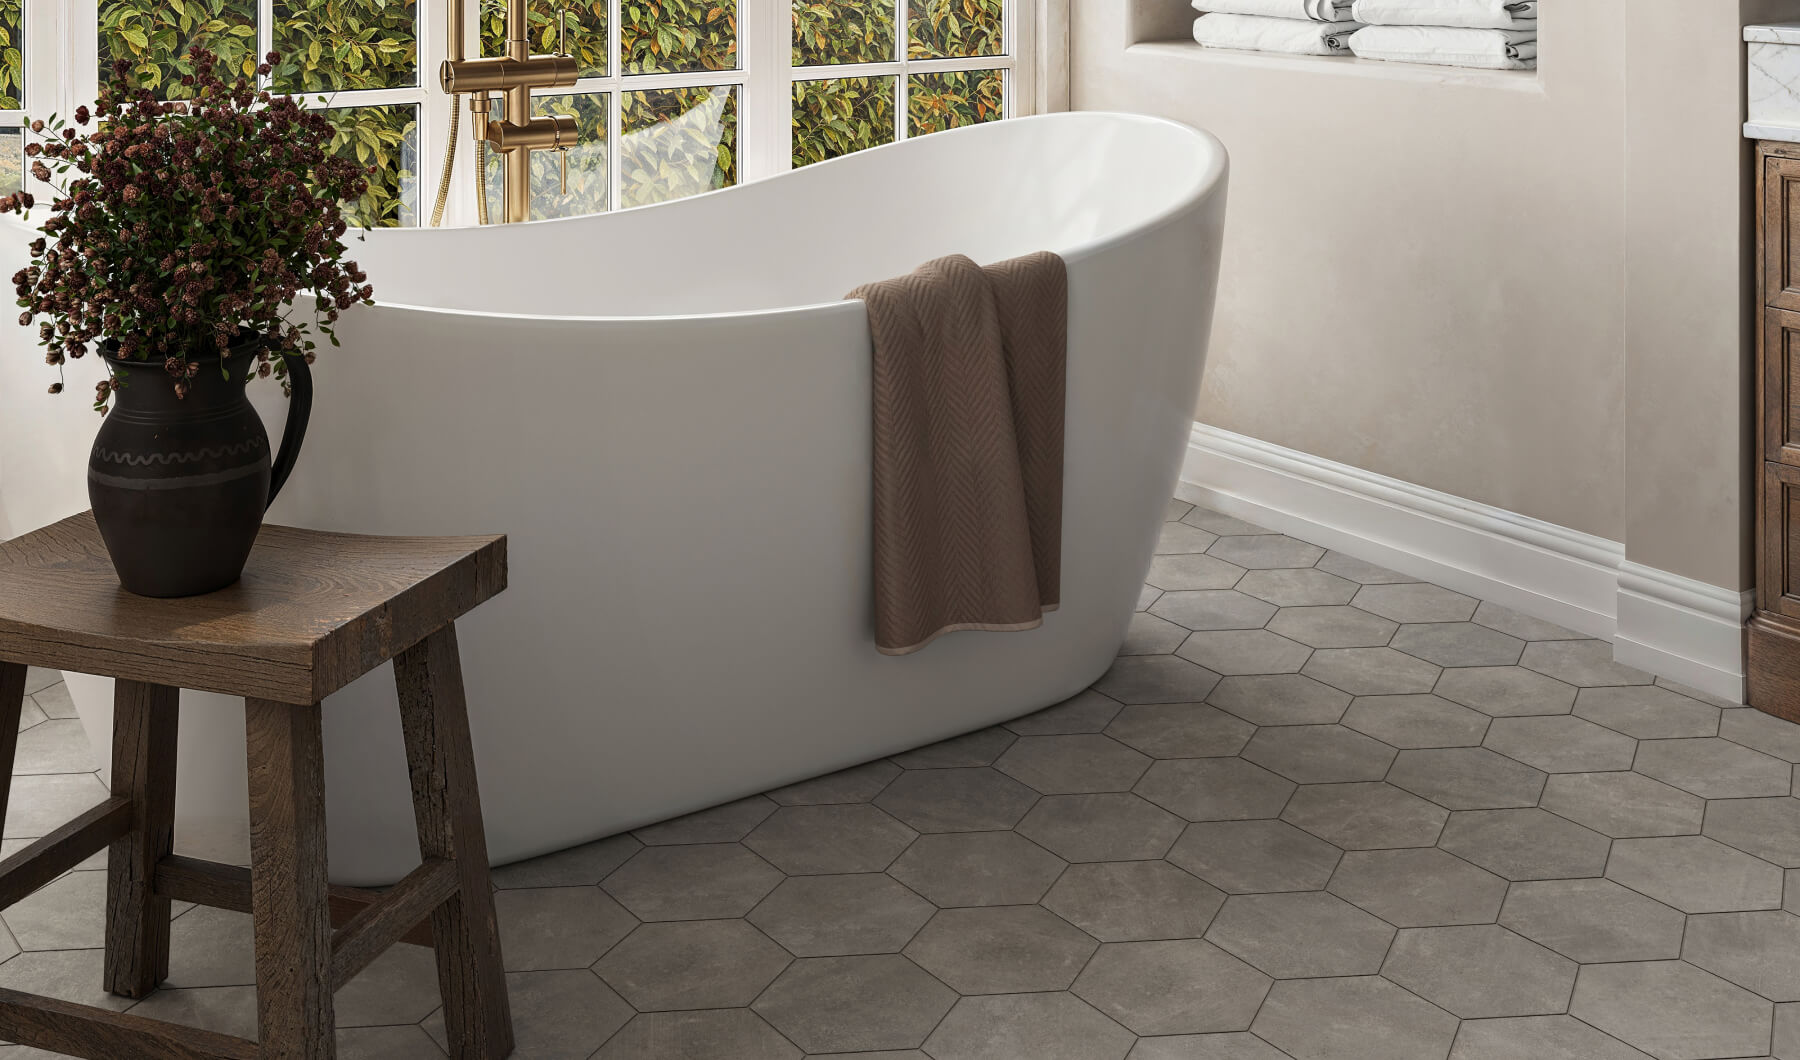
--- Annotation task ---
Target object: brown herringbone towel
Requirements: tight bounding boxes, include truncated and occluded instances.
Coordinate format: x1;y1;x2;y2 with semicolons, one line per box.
850;251;1067;656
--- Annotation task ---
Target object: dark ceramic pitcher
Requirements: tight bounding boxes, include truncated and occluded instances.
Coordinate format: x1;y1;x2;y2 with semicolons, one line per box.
87;339;313;598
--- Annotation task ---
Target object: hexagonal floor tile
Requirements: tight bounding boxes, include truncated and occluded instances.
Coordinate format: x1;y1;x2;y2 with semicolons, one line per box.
873;767;1039;833
595;920;791;1011
1351;583;1478;623
1637;738;1793;799
1043;860;1225;942
904;905;1096;993
1241;724;1396;784
925;992;1136;1060
1178;630;1313;677
1157;520;1219;555
1206;892;1393;979
496;885;636;970
633;795;777;845
767;760;901;805
1704;797;1800;866
1208;534;1326;570
1253;976;1459;1060
1519;641;1653;688
1327;847;1507;927
601;843;784;921
1207;673;1351;726
1136;758;1296;822
1006;690;1125;736
752;954;955;1054
1147;553;1250;592
1721;707;1800;762
1482;715;1637;773
1388;747;1545;810
1105;703;1255;759
1151;589;1278;631
1435;666;1577;717
1315;551;1413;584
1438;808;1610;881
1470;602;1586;642
1301;648;1440;696
1168;819;1342;894
1095;655;1225;705
594;1010;800;1060
890;727;1016;768
1342;694;1490;749
1074;940;1272;1034
1682;911;1800;1014
1573;686;1721;739
747;873;934;957
1392;623;1525;667
1122;612;1192;655
744;804;917;874
1266;606;1398;649
1281;782;1448;849
1446;1014;1657;1060
1571;961;1772;1060
1237;567;1360;607
1499;878;1686;963
1127;1033;1294;1060
1538;770;1704;838
427;970;633;1058
1382;925;1575;1018
995;734;1151;794
1606;835;1784;913
1016;793;1185;862
492;833;643;888
886;831;1065;907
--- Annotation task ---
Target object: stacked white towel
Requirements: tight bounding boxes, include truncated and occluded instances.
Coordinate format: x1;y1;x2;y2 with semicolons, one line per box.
1348;0;1536;69
1191;0;1363;57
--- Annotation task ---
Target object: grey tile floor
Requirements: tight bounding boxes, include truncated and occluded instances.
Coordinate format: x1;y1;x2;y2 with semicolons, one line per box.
4;502;1800;1058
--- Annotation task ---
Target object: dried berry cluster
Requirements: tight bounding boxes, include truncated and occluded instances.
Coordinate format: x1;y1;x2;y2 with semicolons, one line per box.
5;47;375;411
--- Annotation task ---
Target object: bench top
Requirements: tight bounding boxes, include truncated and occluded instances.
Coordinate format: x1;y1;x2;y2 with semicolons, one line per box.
0;513;506;704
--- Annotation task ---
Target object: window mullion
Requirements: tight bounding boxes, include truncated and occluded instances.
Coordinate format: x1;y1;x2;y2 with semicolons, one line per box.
740;0;785;182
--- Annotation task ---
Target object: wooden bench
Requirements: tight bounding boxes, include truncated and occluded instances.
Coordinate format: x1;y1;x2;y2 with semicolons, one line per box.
0;512;514;1059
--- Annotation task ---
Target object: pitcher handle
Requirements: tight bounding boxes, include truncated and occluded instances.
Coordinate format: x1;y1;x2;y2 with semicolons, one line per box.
266;348;313;509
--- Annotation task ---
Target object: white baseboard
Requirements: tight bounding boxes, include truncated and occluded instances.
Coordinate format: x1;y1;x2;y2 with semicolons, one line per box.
1180;423;1750;704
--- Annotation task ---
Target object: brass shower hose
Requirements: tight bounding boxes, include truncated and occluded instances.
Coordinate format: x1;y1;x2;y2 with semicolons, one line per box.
429;94;490;227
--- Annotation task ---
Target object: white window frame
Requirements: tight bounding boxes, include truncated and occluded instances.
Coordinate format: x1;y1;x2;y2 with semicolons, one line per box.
18;0;1036;225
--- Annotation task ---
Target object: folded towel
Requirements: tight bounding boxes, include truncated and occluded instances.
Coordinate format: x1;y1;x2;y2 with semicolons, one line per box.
1191;0;1357;22
849;252;1066;657
1193;12;1363;55
1348;24;1536;68
1351;0;1535;29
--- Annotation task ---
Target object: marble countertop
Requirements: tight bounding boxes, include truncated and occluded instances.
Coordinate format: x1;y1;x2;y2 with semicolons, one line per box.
1748;25;1800;142
1748;23;1800;44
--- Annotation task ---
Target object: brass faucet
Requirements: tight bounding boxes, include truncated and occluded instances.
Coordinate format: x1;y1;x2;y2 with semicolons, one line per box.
440;0;581;223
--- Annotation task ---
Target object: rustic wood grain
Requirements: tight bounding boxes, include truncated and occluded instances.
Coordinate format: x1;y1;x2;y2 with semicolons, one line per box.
0;663;23;836
0;798;131;910
329;857;458;987
1757;142;1800;721
153;856;436;949
0;513;505;704
396;625;514;1059
245;699;334;1059
0;985;257;1060
104;680;179;998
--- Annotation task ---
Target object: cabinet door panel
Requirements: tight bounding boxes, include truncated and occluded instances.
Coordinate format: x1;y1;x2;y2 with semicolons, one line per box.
1767;156;1800;313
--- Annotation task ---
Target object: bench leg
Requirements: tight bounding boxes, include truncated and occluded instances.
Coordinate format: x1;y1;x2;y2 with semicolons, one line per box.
104;680;178;998
246;698;335;1060
0;664;25;831
395;625;513;1060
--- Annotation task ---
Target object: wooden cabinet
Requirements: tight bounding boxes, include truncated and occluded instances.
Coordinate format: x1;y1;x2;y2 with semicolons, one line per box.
1752;143;1800;718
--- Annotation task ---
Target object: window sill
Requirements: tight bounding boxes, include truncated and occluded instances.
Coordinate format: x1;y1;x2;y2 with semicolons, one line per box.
1123;40;1544;93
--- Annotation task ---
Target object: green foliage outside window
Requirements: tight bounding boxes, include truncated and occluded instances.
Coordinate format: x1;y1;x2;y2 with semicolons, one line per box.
271;0;418;91
484;92;610;220
620;86;736;208
325;105;419;228
908;69;1001;136
0;0;21;109
792;77;893;168
481;0;607;78
98;0;260;97
0;129;19;196
623;0;737;74
908;0;1003;58
792;0;893;67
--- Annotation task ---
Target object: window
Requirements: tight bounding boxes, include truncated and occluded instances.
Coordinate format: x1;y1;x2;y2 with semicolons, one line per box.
16;0;1029;227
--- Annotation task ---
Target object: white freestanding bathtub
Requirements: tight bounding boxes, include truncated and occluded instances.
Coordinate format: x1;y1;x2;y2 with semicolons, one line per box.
0;111;1228;883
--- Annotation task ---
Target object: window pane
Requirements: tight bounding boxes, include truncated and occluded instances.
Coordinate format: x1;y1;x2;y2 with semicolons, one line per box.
908;69;1002;136
0;128;19;196
484;92;610;221
325;105;420;229
98;0;261;97
271;0;419;92
793;76;894;168
482;0;607;78
0;0;20;109
620;86;737;209
793;0;894;67
622;0;738;75
908;0;1002;58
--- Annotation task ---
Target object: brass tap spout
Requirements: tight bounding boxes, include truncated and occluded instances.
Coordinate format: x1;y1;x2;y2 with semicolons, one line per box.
440;0;581;223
